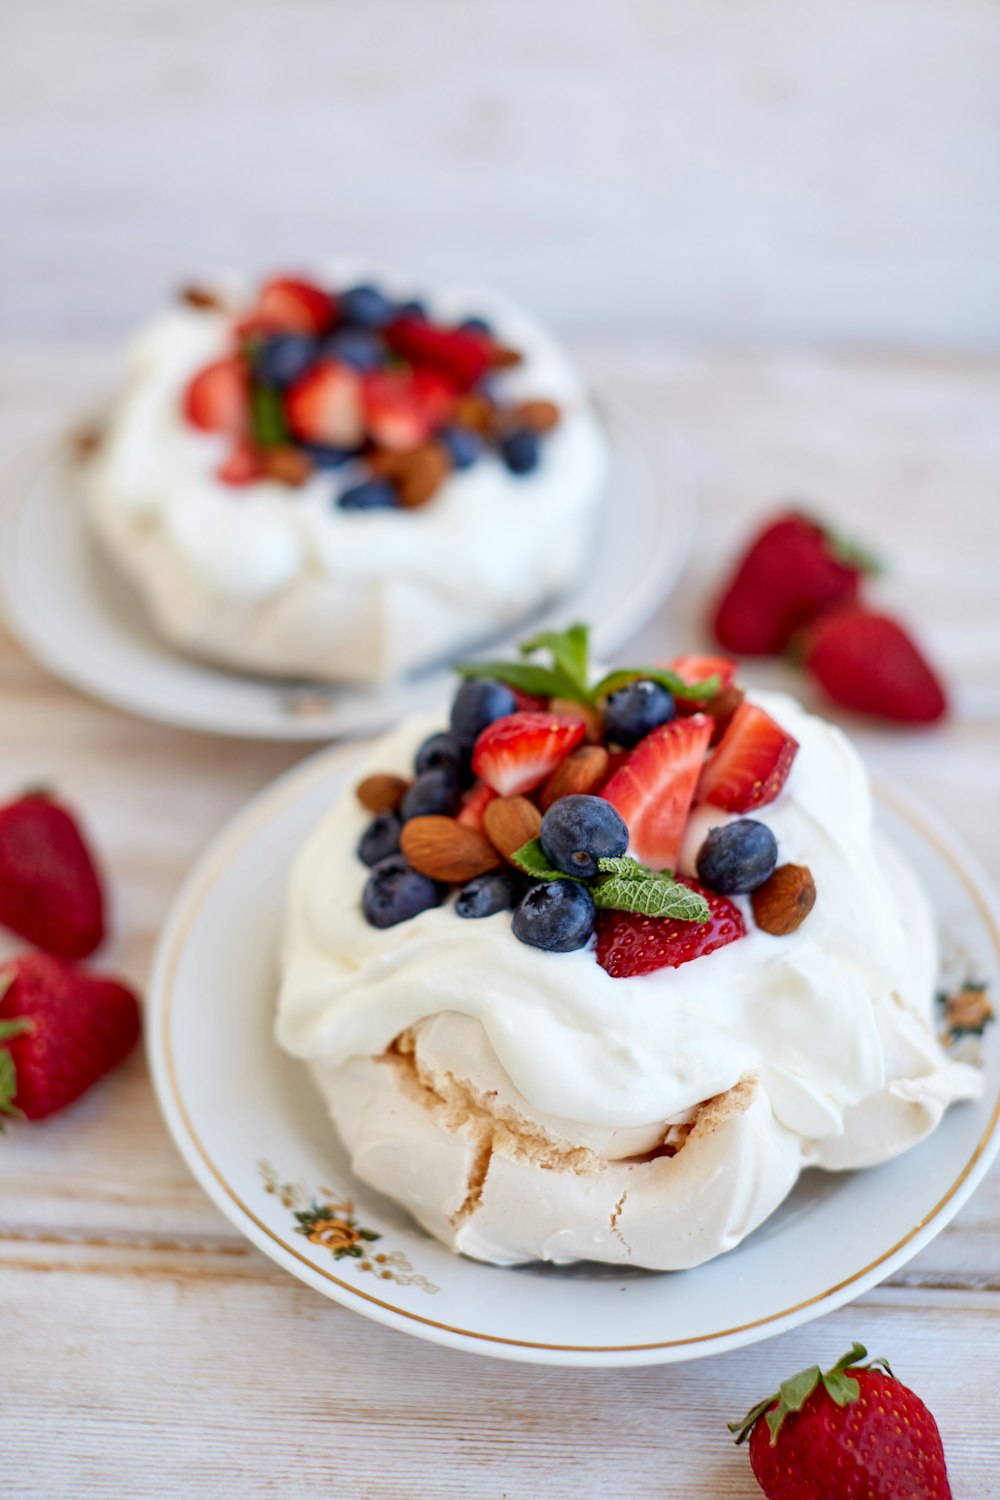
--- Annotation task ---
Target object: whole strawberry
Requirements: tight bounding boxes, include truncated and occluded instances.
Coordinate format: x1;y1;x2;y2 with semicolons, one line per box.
0;952;140;1121
712;513;873;655
0;791;105;958
731;1342;952;1499
802;608;948;724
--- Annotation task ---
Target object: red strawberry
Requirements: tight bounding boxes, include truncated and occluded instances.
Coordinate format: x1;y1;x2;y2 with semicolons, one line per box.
595;878;745;978
696;702;798;813
216;439;265;486
0;792;105;959
456;781;498;834
731;1342;952;1500
802;607;948;724
183;356;250;434
712;513;869;655
600;714;713;872
361;367;454;453
385;317;493;391
0;953;140;1121
510;689;549;713
253;276;335;334
669;653;737;692
472;712;586;797
285;360;363;448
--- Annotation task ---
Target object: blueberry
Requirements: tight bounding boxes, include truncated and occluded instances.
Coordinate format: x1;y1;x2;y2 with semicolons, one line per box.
696;819;778;895
439;426;483;471
303;443;354;469
400;769;459;821
499;428;540;475
362;854;443;929
603;679;676;748
255;334;317;388
324;328;383;372
339;283;397;329
415;732;465;779
337;479;398;510
450;678;518;753
512;880;596;952
396;298;427;320
357;810;402;867
458;315;493;337
455;869;524;919
540;795;628;880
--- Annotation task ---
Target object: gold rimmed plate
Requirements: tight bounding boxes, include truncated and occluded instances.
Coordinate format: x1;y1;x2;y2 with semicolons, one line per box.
146;742;1000;1366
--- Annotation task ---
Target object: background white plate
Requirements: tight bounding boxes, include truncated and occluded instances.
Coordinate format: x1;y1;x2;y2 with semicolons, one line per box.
0;403;693;741
147;739;1000;1368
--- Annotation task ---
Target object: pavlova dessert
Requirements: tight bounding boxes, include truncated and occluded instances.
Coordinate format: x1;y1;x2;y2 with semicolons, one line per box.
79;269;607;683
277;625;980;1269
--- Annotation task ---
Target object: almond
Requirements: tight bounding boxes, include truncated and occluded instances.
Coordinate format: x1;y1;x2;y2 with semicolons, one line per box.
751;864;816;936
512;399;561;433
490;344;524;370
549;698;603;744
707;683;745;745
398;443;452;509
539;745;610;812
400;815;501;883
356;773;410;813
482;796;542;863
180;284;227;311
262;445;313;487
452;393;495;432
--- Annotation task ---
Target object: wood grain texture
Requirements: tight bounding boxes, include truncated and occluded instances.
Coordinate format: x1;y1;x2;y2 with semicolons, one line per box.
1;342;1000;1495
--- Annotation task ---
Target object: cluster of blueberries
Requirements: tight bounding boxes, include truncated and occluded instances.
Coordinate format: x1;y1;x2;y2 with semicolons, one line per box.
358;674;783;955
248;282;546;508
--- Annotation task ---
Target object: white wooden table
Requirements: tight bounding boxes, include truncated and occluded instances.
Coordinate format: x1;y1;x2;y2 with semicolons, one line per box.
2;343;999;1497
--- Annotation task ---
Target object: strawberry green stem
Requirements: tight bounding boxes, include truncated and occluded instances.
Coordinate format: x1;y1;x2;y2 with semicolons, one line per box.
729;1343;896;1446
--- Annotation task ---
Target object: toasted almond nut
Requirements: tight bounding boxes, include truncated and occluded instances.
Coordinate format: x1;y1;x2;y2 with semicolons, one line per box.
708;683;745;745
366;447;410;479
356;773;410;813
180;284;227;311
262;445;313;487
490;344;524;370
539;745;610;811
512;399;561;433
751;864;816;936
401;815;501;882
549;698;603;744
398;442;452;509
452;393;495;432
483;796;543;863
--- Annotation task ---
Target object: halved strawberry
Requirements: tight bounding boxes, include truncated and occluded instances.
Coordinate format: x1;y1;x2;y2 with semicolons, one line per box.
361;369;430;453
472;712;586;798
595;879;746;978
285;360;363;448
456;781;498;834
183;356;250;434
696;701;798;812
600;714;713;872
216;439;265;486
670;654;737;692
385;317;492;391
253;276;336;335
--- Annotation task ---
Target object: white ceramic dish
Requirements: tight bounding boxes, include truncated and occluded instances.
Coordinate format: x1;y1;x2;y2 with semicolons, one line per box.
0;402;691;741
146;738;1000;1368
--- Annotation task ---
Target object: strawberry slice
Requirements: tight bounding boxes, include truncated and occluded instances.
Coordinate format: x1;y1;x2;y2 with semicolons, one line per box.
600;714;713;872
252;276;336;334
183;356;250;434
385;317;493;391
595;878;746;978
802;607;947;724
216;439;265;486
669;654;737;692
456;781;498;834
361;367;454;452
285;360;363;448
696;701;799;812
472;712;586;797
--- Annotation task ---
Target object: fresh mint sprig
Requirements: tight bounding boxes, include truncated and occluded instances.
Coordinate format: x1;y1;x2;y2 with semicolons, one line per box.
509;841;711;923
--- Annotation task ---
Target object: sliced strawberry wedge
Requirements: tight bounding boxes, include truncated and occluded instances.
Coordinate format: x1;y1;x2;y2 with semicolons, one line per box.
216;439;265;486
361;367;454;452
696;701;798;812
183;356;250;434
456;781;498;834
669;654;737;692
253;276;336;334
600;714;713;872
285;360;363;448
595;879;746;978
472;712;586;797
385;317;493;391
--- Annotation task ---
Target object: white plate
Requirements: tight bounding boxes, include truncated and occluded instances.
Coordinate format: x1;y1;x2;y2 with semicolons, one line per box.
0;404;693;741
146;740;1000;1368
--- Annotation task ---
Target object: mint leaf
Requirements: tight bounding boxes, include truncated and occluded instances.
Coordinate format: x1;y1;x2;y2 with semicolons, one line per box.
520;623;590;696
592;875;710;921
250;383;289;449
594;855;665;881
510;838;583;883
592;667;721;703
452;660;581;701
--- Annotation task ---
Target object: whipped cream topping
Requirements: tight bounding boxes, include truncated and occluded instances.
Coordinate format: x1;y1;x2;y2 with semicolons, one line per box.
278;689;978;1150
83;268;608;683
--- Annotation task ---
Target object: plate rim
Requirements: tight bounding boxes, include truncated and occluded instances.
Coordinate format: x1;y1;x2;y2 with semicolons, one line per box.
146;741;1000;1366
0;401;695;742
